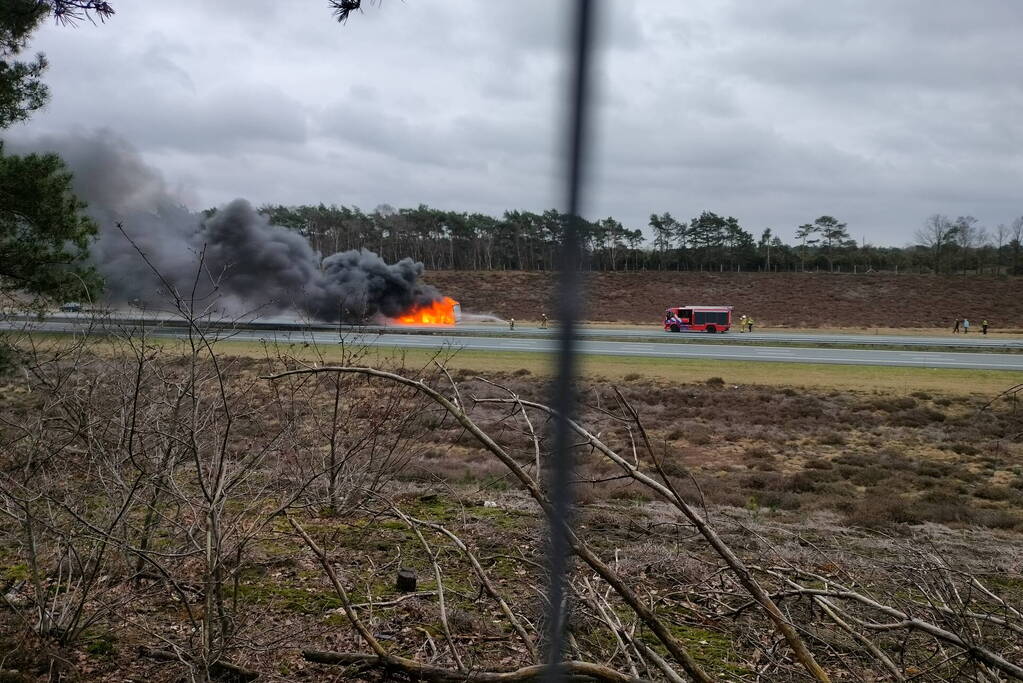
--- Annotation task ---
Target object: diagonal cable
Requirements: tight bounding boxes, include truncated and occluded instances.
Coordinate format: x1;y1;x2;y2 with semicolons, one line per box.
544;0;595;679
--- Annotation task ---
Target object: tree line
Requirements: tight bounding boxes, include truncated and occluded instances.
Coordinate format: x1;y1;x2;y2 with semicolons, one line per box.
259;204;1023;275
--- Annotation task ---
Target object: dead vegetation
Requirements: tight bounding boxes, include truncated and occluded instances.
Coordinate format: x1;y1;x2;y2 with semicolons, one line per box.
411;374;1023;534
1;322;1022;681
425;270;1023;328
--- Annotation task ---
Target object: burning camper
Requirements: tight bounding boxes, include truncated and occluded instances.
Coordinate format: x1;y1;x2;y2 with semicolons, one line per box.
394;297;461;326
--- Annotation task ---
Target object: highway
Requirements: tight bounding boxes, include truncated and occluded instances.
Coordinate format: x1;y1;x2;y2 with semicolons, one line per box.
378;324;1023;349
572;329;1018;348
8;317;1023;371
14;313;1023;349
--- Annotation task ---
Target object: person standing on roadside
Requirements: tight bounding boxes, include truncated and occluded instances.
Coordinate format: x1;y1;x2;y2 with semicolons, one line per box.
747;316;754;333
509;317;515;330
739;314;748;332
539;312;548;329
963;318;970;334
953;317;961;333
982;319;989;335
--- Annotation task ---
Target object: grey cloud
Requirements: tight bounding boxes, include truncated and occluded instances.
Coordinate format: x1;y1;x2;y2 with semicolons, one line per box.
6;0;1020;246
718;2;1023;94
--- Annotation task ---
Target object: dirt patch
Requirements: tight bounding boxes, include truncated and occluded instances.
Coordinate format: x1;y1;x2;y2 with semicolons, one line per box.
424;271;1023;328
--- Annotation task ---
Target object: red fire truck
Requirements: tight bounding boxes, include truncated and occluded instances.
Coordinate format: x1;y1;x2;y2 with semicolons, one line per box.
664;305;733;333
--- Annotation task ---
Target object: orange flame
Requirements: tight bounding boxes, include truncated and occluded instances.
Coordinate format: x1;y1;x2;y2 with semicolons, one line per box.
394;297;460;326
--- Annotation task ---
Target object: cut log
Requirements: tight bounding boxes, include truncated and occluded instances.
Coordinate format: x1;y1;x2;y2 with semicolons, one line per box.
396;567;417;592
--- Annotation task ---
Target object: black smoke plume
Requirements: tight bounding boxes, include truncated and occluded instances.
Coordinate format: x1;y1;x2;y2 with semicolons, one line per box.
10;130;441;321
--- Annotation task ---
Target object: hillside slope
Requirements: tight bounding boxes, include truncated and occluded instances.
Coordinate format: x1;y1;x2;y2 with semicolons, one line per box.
424;271;1023;328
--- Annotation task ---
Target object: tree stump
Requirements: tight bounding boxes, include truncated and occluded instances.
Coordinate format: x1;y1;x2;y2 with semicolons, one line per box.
396;568;417;592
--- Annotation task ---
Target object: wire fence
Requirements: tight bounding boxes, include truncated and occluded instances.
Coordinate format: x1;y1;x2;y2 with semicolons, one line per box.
545;0;595;678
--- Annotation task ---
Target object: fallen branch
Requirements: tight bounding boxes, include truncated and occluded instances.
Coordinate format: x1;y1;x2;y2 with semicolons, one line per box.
765;568;1023;681
289;512;645;683
348;590;437;609
138;645;260;682
302;650;652;682
387;501;466;672
478;392;831;683
403;512;539;661
265;366;713;683
811;593;905;681
582;576;640;679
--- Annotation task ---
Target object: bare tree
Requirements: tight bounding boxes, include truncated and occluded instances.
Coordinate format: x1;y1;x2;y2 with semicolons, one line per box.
1011;215;1023;275
953;215;983;274
914;214;957;274
993;223;1010;273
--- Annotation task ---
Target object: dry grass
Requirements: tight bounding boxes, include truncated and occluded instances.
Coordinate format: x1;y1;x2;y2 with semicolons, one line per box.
204;339;1023;395
400;371;1023;533
18;330;1023;396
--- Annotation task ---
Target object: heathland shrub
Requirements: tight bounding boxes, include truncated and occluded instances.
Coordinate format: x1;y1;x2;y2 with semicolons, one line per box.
834;452;871;468
950;442;979;456
687;425;712;445
971;509;1023;530
877;449;914;471
915;461;954;478
973;484;1015;502
784;471;819;493
744;445;772;459
891;406;946;427
816;431;847;446
751;490;803;510
868;396;917;412
851;468;888;486
846;493;920;529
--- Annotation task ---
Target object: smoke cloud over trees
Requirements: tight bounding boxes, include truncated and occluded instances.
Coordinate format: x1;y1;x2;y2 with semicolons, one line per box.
11;130;441;320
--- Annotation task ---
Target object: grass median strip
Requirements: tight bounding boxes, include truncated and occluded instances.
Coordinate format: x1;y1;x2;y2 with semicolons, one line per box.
220;339;1020;395
13;332;1021;394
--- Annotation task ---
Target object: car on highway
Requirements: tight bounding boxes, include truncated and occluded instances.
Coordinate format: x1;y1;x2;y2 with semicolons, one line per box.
664;305;732;333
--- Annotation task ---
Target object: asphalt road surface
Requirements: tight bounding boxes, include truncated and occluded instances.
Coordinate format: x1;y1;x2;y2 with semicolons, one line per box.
10;318;1023;371
19;313;1023;348
389;324;1023;349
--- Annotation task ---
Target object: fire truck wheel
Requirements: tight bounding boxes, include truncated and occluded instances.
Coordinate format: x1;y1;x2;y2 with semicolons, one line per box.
669;324;680;333
706;325;717;334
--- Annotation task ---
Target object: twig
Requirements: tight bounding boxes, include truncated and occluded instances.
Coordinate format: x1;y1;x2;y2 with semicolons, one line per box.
348;591;438;609
403;513;539;662
138;645;260;681
765;567;1023;681
386;501;466;672
479;393;831;683
302;650;651;682
286;514;387;658
476;377;543;477
264;366;712;683
583;577;638;678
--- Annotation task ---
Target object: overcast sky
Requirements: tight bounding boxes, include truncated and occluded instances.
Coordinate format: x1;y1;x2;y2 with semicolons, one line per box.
9;1;1023;246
